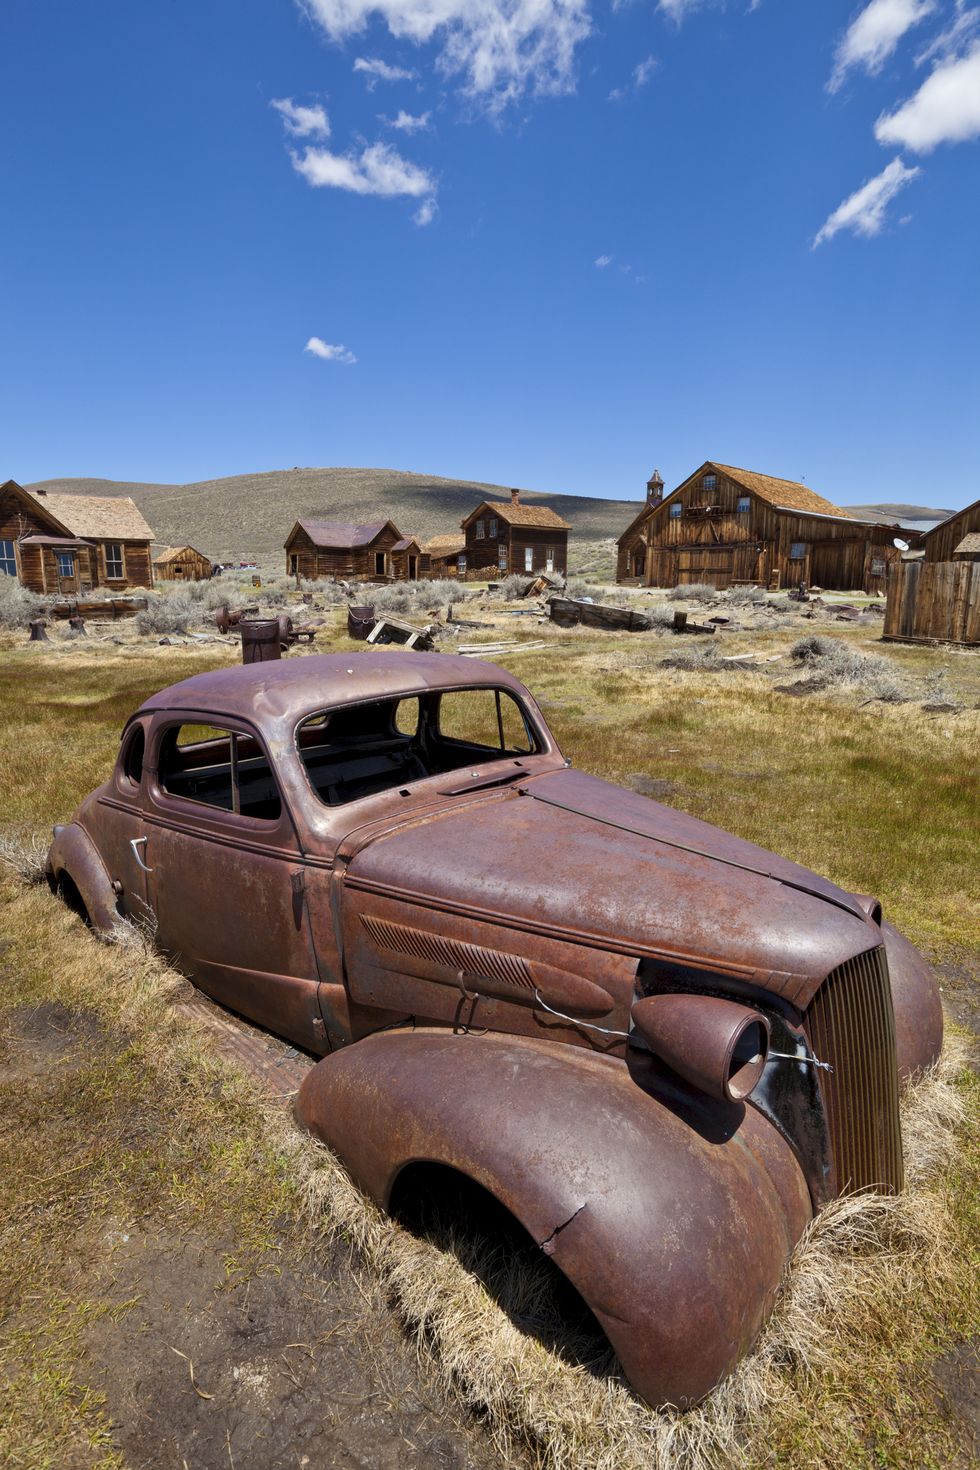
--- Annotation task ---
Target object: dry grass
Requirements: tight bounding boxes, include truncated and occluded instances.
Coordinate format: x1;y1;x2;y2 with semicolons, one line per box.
0;630;977;1468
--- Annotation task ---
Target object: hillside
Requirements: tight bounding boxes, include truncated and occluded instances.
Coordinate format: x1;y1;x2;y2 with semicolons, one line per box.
842;502;955;530
26;468;644;562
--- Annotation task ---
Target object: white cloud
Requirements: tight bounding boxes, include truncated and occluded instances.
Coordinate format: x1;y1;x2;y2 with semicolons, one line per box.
875;40;980;149
291;140;435;199
812;155;921;246
413;197;437;225
915;3;980;65
303;0;591;110
828;0;935;93
594;254;612;267
609;53;658;100
657;0;710;21
383;108;432;131
305;337;357;363
270;97;330;138
353;56;417;86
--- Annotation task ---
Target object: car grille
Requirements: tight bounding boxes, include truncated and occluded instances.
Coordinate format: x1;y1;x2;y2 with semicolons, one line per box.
804;945;903;1195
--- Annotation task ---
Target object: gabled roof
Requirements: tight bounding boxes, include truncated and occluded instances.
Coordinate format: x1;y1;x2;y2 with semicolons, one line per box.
954;532;980;555
25;487;154;540
706;464;847;517
923;496;980;541
153;544;212;565
391;535;421;553
424;533;466;556
289;518;397;549
462;499;570;531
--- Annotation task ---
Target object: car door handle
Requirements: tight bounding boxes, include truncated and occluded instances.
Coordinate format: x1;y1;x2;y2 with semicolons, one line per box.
130;837;154;872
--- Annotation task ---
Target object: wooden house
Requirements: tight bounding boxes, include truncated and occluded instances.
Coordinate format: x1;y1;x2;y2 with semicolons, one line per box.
0;479;155;593
390;535;422;581
616;462;918;594
284;519;403;582
420;533;466;579
884;496;980;647
921;497;980;562
153;545;213;581
459;490;569;579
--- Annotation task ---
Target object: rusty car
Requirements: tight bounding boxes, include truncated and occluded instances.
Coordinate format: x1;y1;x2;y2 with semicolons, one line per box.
47;651;943;1407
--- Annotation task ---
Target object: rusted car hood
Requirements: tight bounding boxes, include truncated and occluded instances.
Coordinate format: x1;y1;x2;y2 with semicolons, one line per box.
343;768;879;1008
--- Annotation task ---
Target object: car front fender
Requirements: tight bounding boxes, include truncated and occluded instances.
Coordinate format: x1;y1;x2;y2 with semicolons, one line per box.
295;1027;811;1407
46;822;122;935
880;920;944;1081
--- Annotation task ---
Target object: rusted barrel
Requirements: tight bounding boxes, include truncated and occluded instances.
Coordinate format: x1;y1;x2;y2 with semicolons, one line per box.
29;619;49;642
240;619;282;663
347;605;375;640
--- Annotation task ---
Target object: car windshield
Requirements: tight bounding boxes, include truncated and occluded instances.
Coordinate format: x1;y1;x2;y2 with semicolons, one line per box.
296;687;538;807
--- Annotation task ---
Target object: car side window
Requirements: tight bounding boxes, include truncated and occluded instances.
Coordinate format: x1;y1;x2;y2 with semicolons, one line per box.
119;725;145;789
158;723;282;821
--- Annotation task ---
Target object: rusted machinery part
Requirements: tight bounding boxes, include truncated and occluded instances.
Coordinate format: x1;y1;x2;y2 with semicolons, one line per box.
295;1027;811;1407
68;614;86;634
46;823;123;934
214;605;243;634
880;920;944;1080
28;618;49;641
631;993;770;1103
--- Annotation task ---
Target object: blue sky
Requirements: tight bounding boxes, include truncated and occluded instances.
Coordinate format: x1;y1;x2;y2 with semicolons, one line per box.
1;0;978;509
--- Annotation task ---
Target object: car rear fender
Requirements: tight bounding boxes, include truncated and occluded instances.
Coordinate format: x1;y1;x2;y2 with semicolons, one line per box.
46;822;123;935
295;1026;811;1407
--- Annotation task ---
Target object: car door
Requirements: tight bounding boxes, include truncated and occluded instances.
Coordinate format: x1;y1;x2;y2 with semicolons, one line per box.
142;712;324;1051
88;718;153;926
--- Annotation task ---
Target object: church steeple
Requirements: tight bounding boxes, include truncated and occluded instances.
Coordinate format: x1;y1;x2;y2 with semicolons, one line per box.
646;468;664;504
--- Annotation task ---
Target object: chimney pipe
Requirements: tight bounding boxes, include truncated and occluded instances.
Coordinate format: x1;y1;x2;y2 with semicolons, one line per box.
510;488;520;506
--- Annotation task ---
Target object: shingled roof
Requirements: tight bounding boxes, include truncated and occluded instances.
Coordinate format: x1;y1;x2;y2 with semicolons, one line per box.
424;533;465;556
709;464;848;517
462;498;570;531
292;519;395;549
25;489;154;540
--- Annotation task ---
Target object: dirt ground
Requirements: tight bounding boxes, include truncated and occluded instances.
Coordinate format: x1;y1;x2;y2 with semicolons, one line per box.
0;1001;499;1470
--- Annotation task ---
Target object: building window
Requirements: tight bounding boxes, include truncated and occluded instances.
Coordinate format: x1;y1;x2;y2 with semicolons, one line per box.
105;542;124;578
703;474;717;492
788;542;807;560
457;553;467;575
546;548;555;571
524;547;533;572
0;539;15;577
736;496;751;514
498;545;507;569
57;551;75;578
375;551;387;576
488;517;498;538
669;503;682;519
871;557;886;576
476;519;485;539
289;554;299;575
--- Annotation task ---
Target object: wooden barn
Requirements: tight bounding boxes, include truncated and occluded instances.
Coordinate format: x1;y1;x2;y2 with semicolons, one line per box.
153;545;213;581
460;490;569;579
390;535;422;581
284;519;403;582
884;496;980;646
616;462;918;594
0;479;155;592
420;533;465;579
921;496;980;562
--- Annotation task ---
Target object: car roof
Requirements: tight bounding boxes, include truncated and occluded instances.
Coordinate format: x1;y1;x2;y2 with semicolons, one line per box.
136;651;530;726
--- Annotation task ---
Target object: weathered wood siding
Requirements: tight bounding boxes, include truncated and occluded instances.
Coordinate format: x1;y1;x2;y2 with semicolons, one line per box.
155;548;212;581
463;520;568;578
285;524;402;582
884;560;980;645
922;501;980;562
390;543;421;580
0;487;153;591
617;470;902;593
